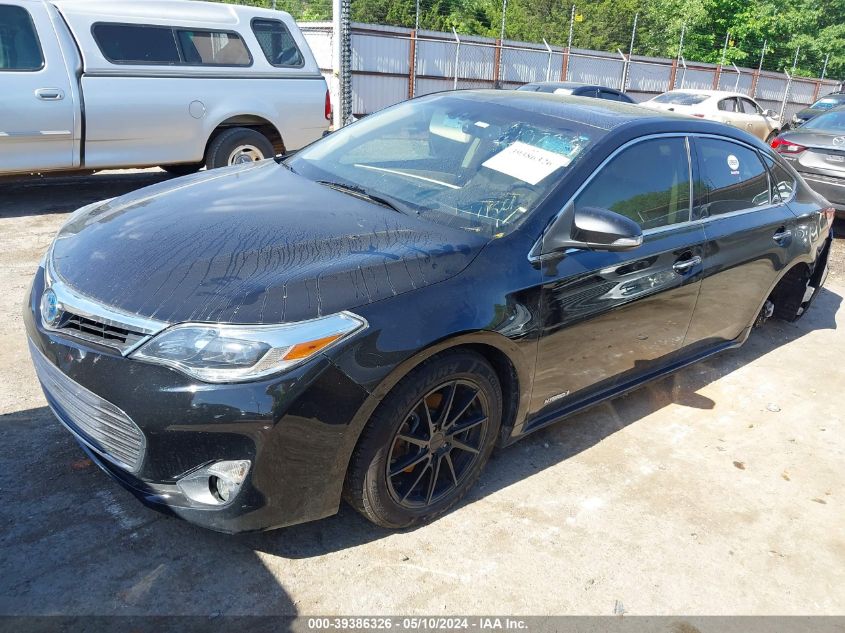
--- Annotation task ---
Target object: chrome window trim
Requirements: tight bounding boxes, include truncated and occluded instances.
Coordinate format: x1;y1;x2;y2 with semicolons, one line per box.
43;256;168;353
529;131;795;262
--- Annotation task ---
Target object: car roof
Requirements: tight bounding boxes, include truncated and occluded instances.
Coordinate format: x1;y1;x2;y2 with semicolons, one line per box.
661;89;751;100
525;81;619;91
51;0;288;23
445;89;712;132
417;91;768;150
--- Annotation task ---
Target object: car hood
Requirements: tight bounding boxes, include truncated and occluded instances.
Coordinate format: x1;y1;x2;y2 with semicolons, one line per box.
50;161;488;324
780;129;845;150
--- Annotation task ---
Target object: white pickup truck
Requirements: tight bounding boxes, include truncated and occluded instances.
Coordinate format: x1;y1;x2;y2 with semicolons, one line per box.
0;0;331;176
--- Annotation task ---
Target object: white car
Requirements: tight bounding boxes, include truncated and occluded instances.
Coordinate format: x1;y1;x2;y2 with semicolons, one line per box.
1;0;331;176
640;90;780;143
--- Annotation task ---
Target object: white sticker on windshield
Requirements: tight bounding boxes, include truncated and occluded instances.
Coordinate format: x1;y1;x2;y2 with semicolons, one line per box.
727;154;740;171
482;141;572;185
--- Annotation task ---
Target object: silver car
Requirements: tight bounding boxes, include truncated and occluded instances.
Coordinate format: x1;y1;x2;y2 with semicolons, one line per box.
641;90;781;143
1;0;330;176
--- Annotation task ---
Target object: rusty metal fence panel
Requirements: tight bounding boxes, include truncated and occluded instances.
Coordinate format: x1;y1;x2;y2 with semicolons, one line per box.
300;21;838;123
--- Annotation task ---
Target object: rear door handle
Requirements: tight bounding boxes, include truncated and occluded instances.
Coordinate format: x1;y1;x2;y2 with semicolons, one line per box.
773;228;793;244
35;88;65;101
673;255;701;274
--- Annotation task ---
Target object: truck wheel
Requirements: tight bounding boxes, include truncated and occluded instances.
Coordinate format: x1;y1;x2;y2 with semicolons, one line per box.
161;163;203;177
205;127;275;170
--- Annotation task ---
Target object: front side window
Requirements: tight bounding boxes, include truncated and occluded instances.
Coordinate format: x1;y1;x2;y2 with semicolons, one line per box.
574;137;691;231
741;98;761;115
288;94;600;235
252;19;303;67
0;5;44;71
177;30;250;66
696;137;770;215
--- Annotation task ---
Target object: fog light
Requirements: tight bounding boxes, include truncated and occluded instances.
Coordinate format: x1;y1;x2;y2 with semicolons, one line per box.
176;459;251;506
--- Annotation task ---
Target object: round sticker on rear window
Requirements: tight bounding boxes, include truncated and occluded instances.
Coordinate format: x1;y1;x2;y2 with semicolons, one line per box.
727;154;740;170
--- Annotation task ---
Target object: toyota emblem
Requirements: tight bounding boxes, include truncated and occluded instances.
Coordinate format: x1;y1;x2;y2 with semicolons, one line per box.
40;287;62;326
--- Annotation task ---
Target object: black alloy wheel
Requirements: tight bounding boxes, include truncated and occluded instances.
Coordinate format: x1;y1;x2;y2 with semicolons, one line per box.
386;379;489;509
344;350;502;528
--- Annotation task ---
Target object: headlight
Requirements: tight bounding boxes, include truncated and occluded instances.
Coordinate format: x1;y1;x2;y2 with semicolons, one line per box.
130;311;366;382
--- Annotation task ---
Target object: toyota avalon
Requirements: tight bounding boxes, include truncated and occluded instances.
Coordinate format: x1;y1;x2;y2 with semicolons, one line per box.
26;91;833;533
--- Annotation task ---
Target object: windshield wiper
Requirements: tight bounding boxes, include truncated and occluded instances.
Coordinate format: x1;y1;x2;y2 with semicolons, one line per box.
317;180;409;215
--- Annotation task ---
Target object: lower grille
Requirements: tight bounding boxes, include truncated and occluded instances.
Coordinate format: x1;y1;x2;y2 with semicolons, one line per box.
30;341;145;473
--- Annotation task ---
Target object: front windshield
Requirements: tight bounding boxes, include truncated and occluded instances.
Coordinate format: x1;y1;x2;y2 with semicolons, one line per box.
652;92;709;105
802;109;845;131
287;94;598;235
811;96;845;110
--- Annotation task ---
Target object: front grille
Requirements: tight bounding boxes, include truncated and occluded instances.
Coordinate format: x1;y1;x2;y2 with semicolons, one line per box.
30;341;145;473
56;310;148;352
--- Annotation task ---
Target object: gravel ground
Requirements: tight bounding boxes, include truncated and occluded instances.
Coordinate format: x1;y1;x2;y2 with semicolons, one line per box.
0;170;843;616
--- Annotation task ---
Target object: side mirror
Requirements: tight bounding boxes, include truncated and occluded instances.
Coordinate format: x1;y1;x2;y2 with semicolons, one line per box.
763;109;776;118
543;206;643;253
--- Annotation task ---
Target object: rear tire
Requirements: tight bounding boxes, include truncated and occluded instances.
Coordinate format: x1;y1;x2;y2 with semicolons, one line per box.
205;127;275;170
161;162;203;177
344;350;502;529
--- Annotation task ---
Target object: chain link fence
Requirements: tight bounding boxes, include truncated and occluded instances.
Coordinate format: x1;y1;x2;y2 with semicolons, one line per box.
299;21;841;125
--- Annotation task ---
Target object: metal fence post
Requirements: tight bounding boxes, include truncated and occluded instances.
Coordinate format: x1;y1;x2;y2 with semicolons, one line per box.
732;62;741;92
617;49;628;91
543;38;553;81
408;29;417;99
493;38;502;88
452;28;461;90
713;31;729;89
561;4;575;81
780;70;793;124
679;56;687;89
668;58;678;90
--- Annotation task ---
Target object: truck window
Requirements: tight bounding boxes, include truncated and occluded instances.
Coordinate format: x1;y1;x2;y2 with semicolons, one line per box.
252;19;304;68
0;5;44;71
93;24;180;64
177;30;251;66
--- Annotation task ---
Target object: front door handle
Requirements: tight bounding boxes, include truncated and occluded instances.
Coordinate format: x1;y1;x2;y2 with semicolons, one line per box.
35;88;65;101
673;255;702;274
773;228;793;244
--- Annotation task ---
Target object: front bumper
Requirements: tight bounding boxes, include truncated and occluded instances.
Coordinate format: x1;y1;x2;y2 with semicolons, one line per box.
25;268;370;533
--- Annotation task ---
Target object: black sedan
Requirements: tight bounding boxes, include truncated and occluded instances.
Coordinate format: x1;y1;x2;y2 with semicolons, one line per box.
27;91;832;533
772;106;845;217
516;81;636;103
785;92;845;130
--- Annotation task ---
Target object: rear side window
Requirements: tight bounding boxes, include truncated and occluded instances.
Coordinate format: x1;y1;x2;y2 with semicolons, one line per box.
763;155;797;203
177;30;250;66
93;23;251;66
696;138;770;215
0;5;44;71
93;24;180;64
252;19;303;67
718;98;739;112
574;137;691;230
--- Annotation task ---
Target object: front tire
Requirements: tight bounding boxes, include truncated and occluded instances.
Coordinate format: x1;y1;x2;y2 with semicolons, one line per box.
205;127;275;170
344;350;502;529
